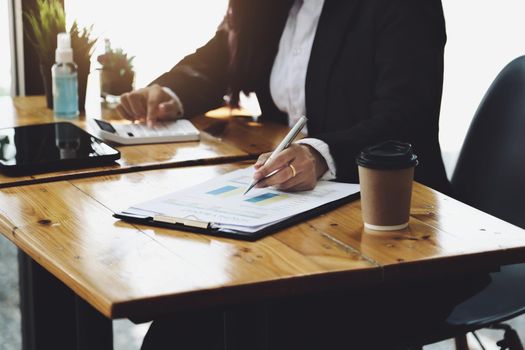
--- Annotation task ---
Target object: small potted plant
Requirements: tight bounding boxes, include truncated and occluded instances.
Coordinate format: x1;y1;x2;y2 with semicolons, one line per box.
24;0;66;108
24;0;96;112
98;40;135;99
70;21;97;112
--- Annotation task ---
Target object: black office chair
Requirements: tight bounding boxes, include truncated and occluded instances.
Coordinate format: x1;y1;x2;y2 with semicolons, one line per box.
425;56;525;349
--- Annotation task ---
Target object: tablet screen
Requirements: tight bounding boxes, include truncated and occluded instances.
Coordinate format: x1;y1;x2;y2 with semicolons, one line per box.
0;122;120;175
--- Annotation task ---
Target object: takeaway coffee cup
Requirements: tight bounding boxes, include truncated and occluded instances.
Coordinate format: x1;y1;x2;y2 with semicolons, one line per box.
356;141;418;231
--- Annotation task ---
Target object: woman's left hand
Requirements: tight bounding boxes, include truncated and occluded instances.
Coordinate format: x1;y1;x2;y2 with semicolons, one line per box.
253;144;329;192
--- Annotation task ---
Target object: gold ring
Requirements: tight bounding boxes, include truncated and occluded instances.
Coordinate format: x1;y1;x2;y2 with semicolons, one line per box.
289;164;297;178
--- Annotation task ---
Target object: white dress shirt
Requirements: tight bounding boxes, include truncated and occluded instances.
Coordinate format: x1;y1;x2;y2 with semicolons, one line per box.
167;0;336;179
269;0;336;180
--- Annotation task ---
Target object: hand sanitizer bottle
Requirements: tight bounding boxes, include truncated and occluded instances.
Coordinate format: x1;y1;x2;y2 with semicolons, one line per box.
52;32;79;118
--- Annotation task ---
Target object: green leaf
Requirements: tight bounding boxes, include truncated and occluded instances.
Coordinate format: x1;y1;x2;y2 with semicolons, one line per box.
70;21;98;65
97;46;135;74
23;0;66;66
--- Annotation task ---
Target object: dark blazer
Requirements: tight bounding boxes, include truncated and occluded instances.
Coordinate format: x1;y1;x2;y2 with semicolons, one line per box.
153;0;451;194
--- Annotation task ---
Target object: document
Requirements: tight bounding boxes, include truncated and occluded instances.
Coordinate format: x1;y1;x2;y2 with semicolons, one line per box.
123;167;360;233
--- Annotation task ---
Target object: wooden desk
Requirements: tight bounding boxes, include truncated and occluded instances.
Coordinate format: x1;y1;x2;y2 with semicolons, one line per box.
1;163;524;324
2;96;525;348
0;96;292;188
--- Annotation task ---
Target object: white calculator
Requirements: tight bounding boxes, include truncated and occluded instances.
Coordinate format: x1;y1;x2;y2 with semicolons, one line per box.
90;119;200;145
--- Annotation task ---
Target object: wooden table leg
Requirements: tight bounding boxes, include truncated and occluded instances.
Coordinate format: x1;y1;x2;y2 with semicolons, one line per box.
75;296;113;350
18;250;77;350
224;304;269;350
18;250;113;350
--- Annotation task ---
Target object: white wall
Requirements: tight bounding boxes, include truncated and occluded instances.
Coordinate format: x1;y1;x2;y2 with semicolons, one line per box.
440;0;525;177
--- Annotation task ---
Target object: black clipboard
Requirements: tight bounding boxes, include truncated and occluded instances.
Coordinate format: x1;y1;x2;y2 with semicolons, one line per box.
114;192;360;241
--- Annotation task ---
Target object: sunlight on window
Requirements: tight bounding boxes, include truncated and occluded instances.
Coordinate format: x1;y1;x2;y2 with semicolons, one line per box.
440;0;525;175
65;0;228;88
0;0;12;96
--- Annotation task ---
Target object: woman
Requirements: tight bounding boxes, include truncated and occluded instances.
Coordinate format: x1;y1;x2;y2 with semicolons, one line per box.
120;1;475;349
118;0;451;195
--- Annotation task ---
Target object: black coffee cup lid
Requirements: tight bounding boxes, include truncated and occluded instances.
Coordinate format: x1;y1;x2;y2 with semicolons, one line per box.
356;140;418;170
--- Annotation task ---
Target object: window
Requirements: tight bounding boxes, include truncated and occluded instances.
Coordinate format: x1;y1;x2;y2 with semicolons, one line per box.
65;0;228;88
0;0;13;96
440;0;525;175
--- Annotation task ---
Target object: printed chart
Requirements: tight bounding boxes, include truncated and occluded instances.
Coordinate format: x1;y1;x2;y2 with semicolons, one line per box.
206;185;244;198
206;185;288;205
127;167;360;231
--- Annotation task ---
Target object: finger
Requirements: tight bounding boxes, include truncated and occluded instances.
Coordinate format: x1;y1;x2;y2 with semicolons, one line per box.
158;101;181;120
116;104;131;119
254;148;296;181
118;93;134;120
255;164;296;188
128;93;147;118
146;90;163;126
276;173;318;191
275;175;305;192
147;114;158;128
285;181;317;192
254;153;271;169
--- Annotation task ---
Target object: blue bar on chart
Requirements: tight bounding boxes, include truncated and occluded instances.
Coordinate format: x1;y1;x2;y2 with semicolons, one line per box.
207;185;238;196
245;193;280;203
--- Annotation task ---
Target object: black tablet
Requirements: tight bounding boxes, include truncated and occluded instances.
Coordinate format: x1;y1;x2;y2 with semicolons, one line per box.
0;122;120;176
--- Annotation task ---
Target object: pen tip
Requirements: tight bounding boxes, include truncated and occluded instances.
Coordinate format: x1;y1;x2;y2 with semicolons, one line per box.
243;185;254;196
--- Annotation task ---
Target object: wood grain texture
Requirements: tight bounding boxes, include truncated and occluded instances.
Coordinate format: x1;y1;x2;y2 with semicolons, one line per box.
0;96;299;188
0;162;524;320
305;183;525;276
194;113;304;156
0;162;374;319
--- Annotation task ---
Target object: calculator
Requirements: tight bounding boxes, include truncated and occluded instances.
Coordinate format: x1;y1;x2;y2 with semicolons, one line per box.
90;119;200;145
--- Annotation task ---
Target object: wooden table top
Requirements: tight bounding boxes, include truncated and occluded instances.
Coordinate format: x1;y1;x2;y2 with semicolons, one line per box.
0;162;523;320
0;96;292;188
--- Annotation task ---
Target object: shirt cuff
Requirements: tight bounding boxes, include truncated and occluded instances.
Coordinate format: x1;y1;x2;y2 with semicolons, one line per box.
296;138;337;180
161;86;184;117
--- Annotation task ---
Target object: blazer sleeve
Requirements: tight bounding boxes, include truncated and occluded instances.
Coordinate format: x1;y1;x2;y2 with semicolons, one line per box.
315;0;447;183
150;26;230;117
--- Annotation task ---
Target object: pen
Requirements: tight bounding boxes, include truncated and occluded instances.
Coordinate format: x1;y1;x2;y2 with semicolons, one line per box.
244;116;308;195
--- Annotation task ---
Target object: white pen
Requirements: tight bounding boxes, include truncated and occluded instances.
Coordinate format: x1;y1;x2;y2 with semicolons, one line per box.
243;116;308;195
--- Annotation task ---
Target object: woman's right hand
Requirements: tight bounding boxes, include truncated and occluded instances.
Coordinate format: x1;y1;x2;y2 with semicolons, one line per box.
117;84;182;127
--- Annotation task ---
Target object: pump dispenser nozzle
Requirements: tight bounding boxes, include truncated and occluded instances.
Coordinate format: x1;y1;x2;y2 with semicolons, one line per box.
56;32;73;63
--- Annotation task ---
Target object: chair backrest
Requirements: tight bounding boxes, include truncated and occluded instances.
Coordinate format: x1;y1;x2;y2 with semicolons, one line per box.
451;55;525;229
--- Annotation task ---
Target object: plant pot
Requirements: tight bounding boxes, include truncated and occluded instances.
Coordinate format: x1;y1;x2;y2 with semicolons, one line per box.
100;70;134;97
40;64;53;109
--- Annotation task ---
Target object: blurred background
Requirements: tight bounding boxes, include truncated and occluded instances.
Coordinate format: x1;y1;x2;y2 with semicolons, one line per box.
1;0;525;175
64;0;229;89
1;1;525;349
